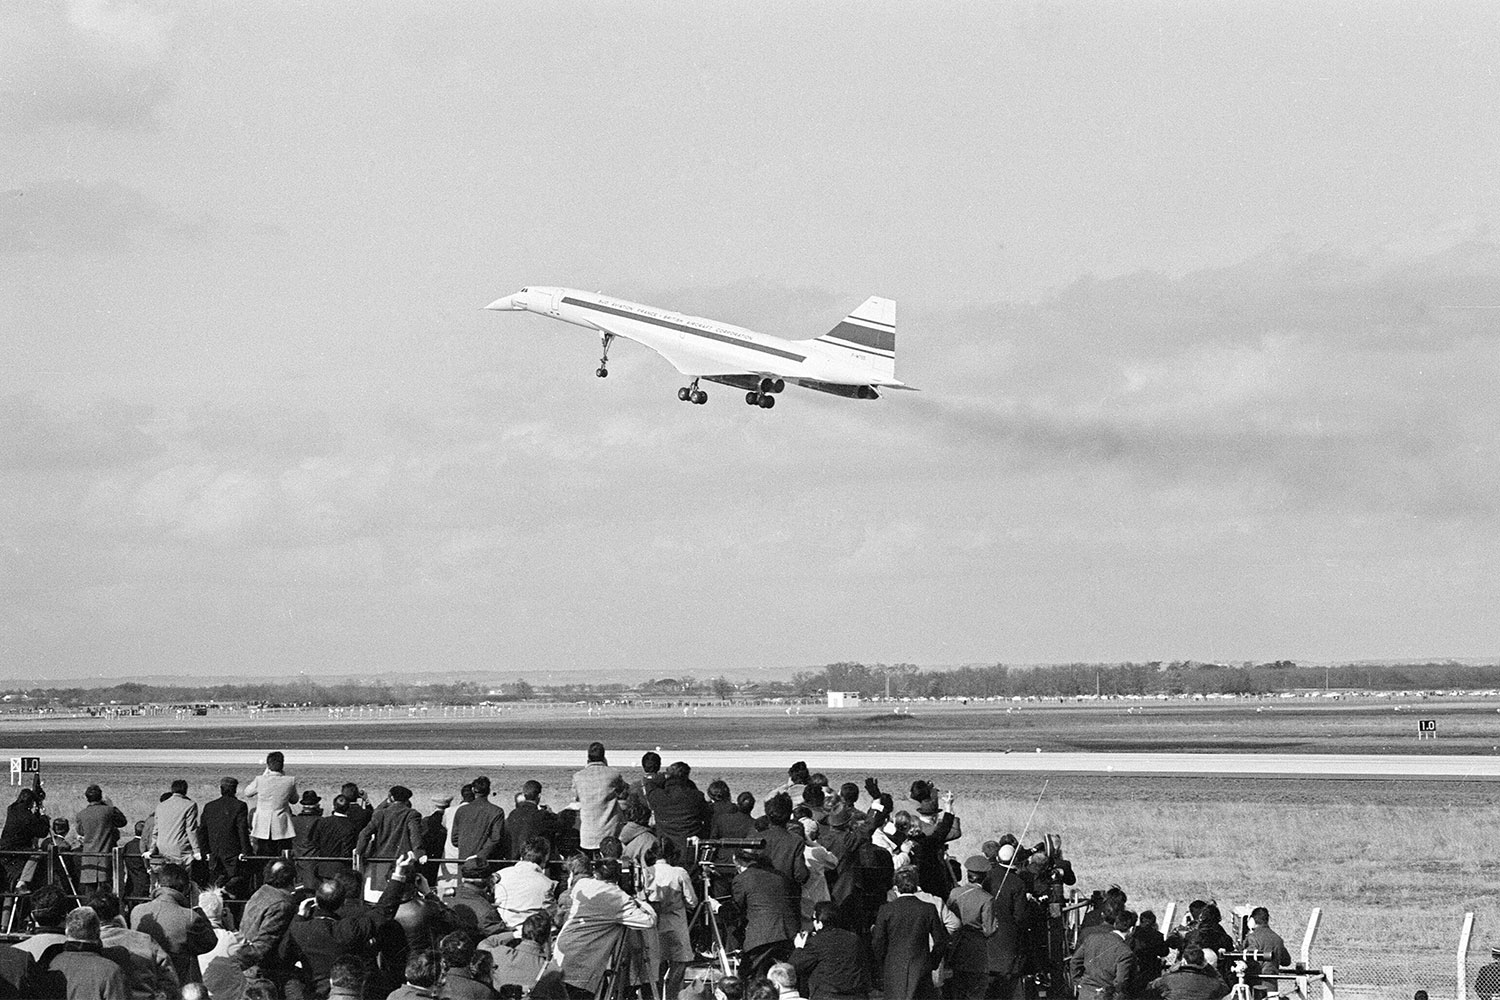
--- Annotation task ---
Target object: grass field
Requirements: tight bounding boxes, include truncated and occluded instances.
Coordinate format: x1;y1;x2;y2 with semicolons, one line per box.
5;700;1497;999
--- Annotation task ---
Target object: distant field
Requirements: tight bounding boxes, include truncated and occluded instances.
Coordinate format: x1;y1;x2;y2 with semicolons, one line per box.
5;697;1500;755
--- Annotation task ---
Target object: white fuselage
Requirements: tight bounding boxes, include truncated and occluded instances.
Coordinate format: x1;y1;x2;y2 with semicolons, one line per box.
502;286;882;385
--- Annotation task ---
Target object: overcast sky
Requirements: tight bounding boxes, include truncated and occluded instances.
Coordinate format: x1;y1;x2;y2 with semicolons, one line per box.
3;2;1499;682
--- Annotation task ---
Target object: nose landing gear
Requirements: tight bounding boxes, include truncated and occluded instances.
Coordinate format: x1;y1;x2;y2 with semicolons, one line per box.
596;332;615;378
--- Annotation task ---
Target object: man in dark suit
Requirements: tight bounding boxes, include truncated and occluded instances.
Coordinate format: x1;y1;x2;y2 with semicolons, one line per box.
645;761;711;860
759;793;809;913
1071;908;1137;1000
201;777;252;902
357;786;425;900
503;781;556;858
306;795;362;888
791;900;872;999
870;866;949;1000
451;775;508;869
732;850;801;981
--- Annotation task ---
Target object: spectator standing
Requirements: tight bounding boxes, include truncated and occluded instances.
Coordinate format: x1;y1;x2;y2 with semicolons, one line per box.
73;785;126;893
452;776;508;869
503;782;555;860
870;866;949;1000
570;743;626;854
357;786;425;901
626;752;665;815
732;851;800;981
420;794;451;886
237;859;299;997
245;752;298;858
645;839;698;1000
306;795;362;889
985;845;1034;1000
646;762;711;861
946;856;997;1000
790;901;872;1000
1239;907;1292;995
146;781;203;870
1070;908;1136;1000
201;778;253;903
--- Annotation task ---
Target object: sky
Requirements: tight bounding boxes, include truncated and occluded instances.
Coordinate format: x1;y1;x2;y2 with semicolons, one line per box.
3;2;1499;682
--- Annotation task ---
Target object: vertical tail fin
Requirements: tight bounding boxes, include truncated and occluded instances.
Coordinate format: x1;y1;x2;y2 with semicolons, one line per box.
812;296;897;378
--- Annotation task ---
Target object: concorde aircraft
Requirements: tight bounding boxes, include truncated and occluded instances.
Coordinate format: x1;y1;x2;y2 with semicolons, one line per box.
484;286;916;409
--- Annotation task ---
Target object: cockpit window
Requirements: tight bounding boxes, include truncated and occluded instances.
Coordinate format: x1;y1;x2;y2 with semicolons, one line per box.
520;287;528;293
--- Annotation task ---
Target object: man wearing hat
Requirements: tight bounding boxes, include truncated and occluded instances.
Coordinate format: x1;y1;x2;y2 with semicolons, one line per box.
986;843;1034;1000
444;858;505;937
420;793;451;885
946;855;996;999
291;790;323;889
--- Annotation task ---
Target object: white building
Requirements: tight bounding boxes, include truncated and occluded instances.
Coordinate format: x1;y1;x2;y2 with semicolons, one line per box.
826;690;861;708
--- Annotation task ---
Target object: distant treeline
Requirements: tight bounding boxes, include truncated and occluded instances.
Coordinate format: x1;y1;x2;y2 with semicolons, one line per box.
790;660;1500;699
7;661;1500;708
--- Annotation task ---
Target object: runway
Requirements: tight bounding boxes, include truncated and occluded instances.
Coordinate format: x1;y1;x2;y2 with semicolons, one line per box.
10;748;1500;779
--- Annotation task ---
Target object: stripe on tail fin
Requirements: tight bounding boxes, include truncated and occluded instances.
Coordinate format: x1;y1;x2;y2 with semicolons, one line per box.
813;296;897;379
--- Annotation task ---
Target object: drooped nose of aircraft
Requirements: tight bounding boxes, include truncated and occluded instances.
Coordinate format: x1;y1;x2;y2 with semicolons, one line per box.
484;294;518;310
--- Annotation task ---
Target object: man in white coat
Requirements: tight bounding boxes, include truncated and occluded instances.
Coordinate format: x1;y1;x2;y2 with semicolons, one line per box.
245;751;298;857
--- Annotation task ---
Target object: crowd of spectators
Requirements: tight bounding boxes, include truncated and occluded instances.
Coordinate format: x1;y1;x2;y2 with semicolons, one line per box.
0;745;1297;1000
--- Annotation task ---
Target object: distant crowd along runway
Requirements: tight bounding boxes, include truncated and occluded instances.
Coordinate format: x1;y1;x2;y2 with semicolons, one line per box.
16;749;1500;779
485;286;917;409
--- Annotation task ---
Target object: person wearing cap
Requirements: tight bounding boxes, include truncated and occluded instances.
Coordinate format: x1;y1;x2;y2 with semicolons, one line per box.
52;906;130;999
818;805;859;863
871;866;949;999
445;858;506;938
986;843;1035;1000
357;786;425;902
946;855;996;999
290;789;323;888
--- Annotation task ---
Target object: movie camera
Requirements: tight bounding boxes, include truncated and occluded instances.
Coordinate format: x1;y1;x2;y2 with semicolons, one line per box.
683;837;766;977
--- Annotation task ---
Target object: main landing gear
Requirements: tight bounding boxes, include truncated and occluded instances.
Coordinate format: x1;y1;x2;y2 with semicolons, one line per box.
677;378;708;405
596;332;614;378
744;376;784;409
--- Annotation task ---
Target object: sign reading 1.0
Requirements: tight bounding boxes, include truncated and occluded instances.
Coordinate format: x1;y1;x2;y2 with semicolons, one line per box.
9;757;40;784
1417;719;1438;739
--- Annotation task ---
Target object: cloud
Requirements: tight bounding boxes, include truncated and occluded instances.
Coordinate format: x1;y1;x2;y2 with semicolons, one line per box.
0;0;178;131
0;179;200;255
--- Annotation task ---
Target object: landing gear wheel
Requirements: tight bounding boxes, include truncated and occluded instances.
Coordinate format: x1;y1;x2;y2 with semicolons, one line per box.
678;387;691;402
746;391;760;406
596;367;608;378
758;394;775;409
691;390;707;405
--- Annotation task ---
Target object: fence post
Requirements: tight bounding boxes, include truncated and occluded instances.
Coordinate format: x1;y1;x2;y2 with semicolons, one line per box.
111;845;124;900
1458;911;1475;1000
1161;901;1177;934
1301;907;1322;967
